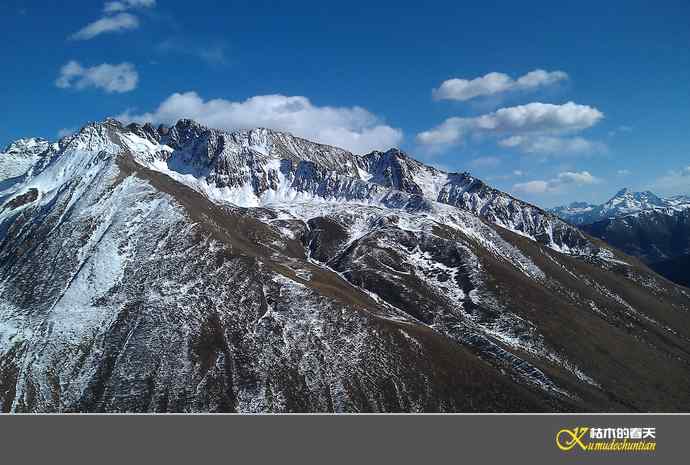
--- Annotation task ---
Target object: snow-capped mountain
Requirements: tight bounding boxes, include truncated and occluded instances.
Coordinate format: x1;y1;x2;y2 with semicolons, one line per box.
551;188;690;287
550;188;690;225
0;138;54;188
669;194;690;207
2;119;690;413
134;119;594;254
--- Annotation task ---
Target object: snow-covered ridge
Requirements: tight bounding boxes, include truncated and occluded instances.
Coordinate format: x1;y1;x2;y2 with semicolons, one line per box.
125;119;593;254
0;138;54;189
2;137;52;156
2;118;595;256
551;188;690;225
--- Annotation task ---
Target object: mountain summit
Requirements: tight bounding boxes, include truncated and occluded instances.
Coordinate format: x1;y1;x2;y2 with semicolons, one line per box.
1;119;690;413
550;188;690;225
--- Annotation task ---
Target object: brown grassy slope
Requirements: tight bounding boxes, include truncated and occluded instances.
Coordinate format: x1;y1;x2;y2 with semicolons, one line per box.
488;226;690;411
115;154;569;412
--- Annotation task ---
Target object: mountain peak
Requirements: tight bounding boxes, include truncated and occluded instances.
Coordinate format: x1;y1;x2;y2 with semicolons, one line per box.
611;189;663;204
610;188;662;202
551;187;689;225
2;137;52;157
5;117;592;256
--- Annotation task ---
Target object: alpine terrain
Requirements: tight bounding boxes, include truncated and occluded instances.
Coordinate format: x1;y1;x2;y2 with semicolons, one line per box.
551;189;690;287
1;119;690;413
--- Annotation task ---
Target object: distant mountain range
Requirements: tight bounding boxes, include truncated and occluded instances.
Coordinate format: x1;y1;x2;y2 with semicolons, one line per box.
550;189;690;287
550;188;690;225
1;119;690;412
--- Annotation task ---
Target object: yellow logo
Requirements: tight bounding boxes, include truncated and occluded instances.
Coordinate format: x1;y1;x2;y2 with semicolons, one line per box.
556;426;657;453
556;427;589;451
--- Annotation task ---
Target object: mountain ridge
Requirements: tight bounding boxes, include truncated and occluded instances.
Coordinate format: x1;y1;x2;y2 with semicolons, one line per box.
124;118;597;255
550;188;690;226
1;118;690;413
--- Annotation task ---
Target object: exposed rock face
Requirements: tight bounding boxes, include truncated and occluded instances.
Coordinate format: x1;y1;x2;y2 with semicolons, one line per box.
1;119;690;413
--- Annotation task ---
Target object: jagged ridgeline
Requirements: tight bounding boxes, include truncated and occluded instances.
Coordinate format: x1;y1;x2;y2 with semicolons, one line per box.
1;119;689;413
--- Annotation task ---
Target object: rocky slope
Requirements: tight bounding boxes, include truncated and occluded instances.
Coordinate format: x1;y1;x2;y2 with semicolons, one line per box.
1;119;690;413
581;209;690;288
650;254;690;288
581;208;690;263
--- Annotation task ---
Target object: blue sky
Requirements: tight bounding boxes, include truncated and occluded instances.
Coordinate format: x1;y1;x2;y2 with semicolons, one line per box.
1;0;689;207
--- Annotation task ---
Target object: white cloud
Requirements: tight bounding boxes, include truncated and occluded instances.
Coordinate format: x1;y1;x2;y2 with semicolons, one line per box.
473;102;603;133
70;1;155;40
617;169;631;176
433;72;512;102
557;171;599;185
513;170;600;194
415;117;469;148
71;12;139;40
104;0;156;13
417;102;603;150
498;135;607;156
117;92;403;154
56;61;138;93
433;69;568;102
